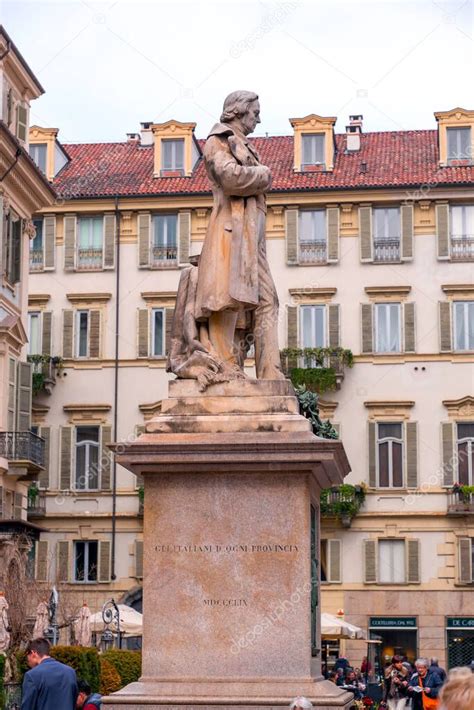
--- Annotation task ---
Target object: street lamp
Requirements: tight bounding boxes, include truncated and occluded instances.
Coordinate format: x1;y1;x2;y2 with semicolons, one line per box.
101;598;121;650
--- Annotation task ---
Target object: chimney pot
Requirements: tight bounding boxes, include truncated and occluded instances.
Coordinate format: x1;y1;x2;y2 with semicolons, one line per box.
140;122;154;146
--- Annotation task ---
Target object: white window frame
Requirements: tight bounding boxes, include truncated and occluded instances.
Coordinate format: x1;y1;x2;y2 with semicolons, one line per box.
299;304;327;354
76;216;104;269
152;214;178;263
301;133;325;167
161;138;185;172
376;421;404;488
73;540;99;583
456;422;474;486
374;302;402;353
75;310;90;358
378;539;406;584
151;308;165;357
28;311;42;356
74;426;100;491
447;126;472;161
453;300;474;352
29;143;47;174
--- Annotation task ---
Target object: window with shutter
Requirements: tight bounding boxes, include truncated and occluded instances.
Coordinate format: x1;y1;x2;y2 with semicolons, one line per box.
447;127;472;162
328;539;342;583
406;539;420;583
458;537;473;584
16;361;32;431
364;539;377;583
300;305;326;352
103;214;116;270
28;312;42;355
301;133;325;168
100;425;112;491
138;212;151;268
57;540;70;583
450;204;474;261
38;426;50;489
6;216;22;285
75;426;99;491
178;211;191;265
361;303;373;353
7;357;16;430
328;304;340;349
298;210;327;264
441;421;455;487
377;422;404;488
59;426;73;490
439;301;452;352
42;311;53;357
285;208;299;265
374;303;401;353
161;139;184;175
16;104;27;142
152;214;178;266
88;310;101;358
359;205;373;262
76;310;89;358
98;540;111;582
62;310;74;359
403;302;416;353
401;204;414;261
64;214;77;271
405;421;418;488
456;422;474;485
137;309;150;358
30;218;44;271
453;301;474;351
73;540;96;582
378;539;405;583
135;540;144;578
14;492;23;520
165;308;174;358
77;217;103;270
35;540;49;582
151;309;164;357
373;207;401;263
436;203;450;260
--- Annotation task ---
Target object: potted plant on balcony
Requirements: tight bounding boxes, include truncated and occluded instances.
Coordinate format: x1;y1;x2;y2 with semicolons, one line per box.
452;483;474;505
280;347;354;393
320;483;366;527
27;355;64;397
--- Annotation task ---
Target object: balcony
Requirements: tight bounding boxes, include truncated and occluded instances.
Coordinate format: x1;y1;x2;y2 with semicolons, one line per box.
29;355;63;397
299;239;327;264
77;247;103;270
450;235;474;261
29;248;44;271
280;347;354;393
0;431;45;476
320;484;366;527
447;486;474;515
27;489;46;518
373;238;400;263
151;245;178;268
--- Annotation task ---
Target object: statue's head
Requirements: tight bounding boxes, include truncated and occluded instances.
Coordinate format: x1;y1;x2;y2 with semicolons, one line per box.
220;90;260;136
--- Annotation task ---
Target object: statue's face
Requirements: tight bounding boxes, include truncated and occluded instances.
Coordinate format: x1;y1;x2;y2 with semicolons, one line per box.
241;100;261;135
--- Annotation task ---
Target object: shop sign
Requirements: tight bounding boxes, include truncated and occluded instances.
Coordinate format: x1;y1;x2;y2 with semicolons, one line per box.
446;617;474;629
370;617;417;629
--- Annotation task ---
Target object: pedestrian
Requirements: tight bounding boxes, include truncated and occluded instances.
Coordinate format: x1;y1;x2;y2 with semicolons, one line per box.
289;697;313;710
361;656;372;677
328;671;338;684
76;678;102;709
438;669;474;710
407;657;444;710
382;654;410;710
344;669;365;700
429;658;447;682
334;655;350;674
335;668;345;686
21;637;78;710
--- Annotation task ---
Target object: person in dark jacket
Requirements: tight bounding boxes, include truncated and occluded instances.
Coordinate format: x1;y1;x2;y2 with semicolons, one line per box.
383;655;410;710
408;658;444;710
21;637;78;710
429;658;447;682
76;678;102;709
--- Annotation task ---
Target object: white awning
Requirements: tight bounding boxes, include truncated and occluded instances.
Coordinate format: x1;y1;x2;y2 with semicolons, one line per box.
321;613;366;640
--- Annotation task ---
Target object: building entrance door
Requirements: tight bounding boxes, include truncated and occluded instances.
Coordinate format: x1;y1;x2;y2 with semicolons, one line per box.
369;618;418;678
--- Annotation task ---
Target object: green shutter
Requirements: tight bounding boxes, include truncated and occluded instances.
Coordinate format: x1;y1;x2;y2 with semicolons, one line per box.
286;208;299;265
368;421;376;488
459;538;472;584
135;540;144;578
63;215;76;271
59;426;73;490
103;214;116;269
57;541;70;582
403;302;416;353
178;211;191;265
62;310;74;358
43;215;56;270
328;539;341;583
42;311;53;356
361;303;373;353
35;540;49;582
401;204;414;261
436;203;450;260
165;308;174;358
405;421;418;488
89;310;101;358
16;361;32;431
98;540;111;582
441;422;455;486
137;309;149;358
359;206;373;262
439;302;452;352
101;425;112;491
327;207;339;263
364;540;377;583
328;304;340;348
38;426;50;489
138;212;151;268
407;539;420;583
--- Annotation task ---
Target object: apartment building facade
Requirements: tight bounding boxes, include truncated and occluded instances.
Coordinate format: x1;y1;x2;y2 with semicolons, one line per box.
27;107;474;669
0;26;55;590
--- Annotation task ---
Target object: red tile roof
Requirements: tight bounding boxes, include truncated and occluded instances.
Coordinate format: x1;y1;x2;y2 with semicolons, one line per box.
54;130;474;199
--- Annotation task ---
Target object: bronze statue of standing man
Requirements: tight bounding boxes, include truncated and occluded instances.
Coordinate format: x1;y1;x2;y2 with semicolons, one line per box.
167;91;285;389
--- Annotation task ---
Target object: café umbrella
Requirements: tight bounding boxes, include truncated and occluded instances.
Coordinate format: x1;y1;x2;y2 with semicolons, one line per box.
89;604;143;637
321;613;366;640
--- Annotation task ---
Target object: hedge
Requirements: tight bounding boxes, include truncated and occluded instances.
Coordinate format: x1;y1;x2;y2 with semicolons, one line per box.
50;646;100;692
99;658;122;695
102;650;141;687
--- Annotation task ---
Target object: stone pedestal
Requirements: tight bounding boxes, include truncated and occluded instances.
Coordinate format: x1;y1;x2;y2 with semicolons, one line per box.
105;380;352;709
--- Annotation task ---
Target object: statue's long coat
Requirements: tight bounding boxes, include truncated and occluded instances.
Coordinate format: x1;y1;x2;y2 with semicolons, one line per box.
195;122;271;319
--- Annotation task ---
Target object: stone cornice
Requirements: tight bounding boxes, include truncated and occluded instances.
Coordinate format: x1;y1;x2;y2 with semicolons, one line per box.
441;284;474;298
365;286;411;299
442;396;474;419
364;400;415;421
66;293;112;305
139;400;163;421
63;403;111;424
289;287;337;303
141;291;176;304
28;294;51;307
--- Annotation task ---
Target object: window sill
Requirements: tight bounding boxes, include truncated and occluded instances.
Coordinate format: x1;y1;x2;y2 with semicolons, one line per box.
150;262;178;270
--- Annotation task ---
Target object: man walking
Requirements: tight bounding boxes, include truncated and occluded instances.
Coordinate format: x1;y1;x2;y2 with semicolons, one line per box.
21;637;78;710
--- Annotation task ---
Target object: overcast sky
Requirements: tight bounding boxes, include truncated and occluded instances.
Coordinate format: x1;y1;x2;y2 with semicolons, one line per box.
1;0;473;144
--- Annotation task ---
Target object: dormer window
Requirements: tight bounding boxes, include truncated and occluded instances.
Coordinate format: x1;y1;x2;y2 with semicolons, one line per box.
161;139;184;176
302;134;325;169
447;127;471;163
29;143;47;174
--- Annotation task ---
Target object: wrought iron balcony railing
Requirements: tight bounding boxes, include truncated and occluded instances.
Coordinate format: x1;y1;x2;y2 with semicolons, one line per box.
77;247;104;270
373;237;401;262
29;248;44;271
447;488;474;514
299;239;327;264
0;432;45;468
27;490;46;517
450;235;474;261
151;245;178;266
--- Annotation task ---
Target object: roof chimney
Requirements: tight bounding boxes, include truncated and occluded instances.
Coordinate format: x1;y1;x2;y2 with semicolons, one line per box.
346;114;363;152
140;122;153;147
126;132;140;144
